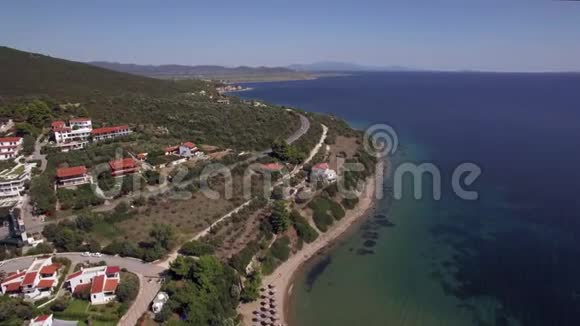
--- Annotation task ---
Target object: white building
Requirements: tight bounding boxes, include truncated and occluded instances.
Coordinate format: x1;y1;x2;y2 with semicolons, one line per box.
0;256;60;300
65;265;120;305
0;137;22;160
0;163;32;199
51;118;93;152
310;163;337;183
152;292;169;313
30;314;53;326
91;125;132;142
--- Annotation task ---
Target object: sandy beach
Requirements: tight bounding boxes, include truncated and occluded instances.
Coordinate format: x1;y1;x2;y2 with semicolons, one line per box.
238;160;382;326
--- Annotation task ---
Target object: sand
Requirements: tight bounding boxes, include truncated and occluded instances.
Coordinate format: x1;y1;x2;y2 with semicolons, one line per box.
238;161;382;326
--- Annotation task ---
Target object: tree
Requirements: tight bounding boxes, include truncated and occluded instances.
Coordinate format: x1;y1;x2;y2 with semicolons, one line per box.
179;240;215;257
241;271;262;303
269;200;290;234
117;273;139;303
150;224;175;250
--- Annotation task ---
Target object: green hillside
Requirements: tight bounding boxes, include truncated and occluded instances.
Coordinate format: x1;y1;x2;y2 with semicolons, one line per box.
0;46;300;150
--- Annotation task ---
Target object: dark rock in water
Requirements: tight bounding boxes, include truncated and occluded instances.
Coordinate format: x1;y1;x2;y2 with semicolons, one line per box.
375;214;387;219
305;256;332;291
359;223;373;231
361;231;379;240
374;219;395;227
363;240;377;248
348;247;354;252
356;248;375;256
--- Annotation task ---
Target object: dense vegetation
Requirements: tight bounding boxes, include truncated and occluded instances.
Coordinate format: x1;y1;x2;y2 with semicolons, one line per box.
290;210;319;243
160;255;240;325
0;296;38;326
309;195;346;232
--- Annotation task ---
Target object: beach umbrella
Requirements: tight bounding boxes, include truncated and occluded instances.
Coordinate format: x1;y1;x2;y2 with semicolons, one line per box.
260;287;267;292
268;284;275;289
270;303;277;308
253;310;260;315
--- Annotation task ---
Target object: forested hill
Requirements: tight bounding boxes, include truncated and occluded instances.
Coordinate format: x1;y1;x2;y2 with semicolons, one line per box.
89;61;313;81
0;46;209;100
0;46;301;151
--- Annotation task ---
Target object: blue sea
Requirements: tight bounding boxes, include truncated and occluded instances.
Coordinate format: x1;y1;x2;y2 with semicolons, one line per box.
238;72;580;326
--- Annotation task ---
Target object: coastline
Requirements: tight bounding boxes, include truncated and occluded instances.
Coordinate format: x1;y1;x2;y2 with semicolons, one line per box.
238;160;383;326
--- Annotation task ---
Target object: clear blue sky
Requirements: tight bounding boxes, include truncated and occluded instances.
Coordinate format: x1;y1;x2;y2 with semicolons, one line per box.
1;1;579;72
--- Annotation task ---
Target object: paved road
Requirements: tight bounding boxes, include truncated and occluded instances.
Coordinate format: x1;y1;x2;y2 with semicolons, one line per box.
262;113;310;155
29;134;48;172
0;253;164;326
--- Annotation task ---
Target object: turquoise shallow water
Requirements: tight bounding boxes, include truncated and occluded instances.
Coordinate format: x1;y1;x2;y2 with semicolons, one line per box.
239;72;580;326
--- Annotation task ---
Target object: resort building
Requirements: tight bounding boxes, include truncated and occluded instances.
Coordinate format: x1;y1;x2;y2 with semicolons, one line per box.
51;118;93;152
0;256;60;300
91;125;132;142
0;163;32;200
0;137;23;160
109;158;139;177
310;162;337;183
164;142;199;158
65;265;120;305
259;163;285;173
56;166;91;188
30;314;53;326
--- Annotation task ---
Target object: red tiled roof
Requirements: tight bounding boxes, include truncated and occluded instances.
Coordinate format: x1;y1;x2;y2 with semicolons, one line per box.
137;153;148;160
262;163;284;171
51;121;66;129
52;127;72;133
0;137;21;143
3;282;21;292
109;158;137;171
105;266;120;274
36;279;55;289
2;271;25;283
70;117;91;122
72;283;91;294
164;145;178;153
182;142;196;149
34;315;51;322
66;271;83;281
312;162;330;170
56;166;87;178
39;264;60;275
21;272;37;286
91;275;105;294
91;125;129;135
103;278;118;292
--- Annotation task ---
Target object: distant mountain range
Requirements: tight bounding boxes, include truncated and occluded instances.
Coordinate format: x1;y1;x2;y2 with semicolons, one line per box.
287;61;416;72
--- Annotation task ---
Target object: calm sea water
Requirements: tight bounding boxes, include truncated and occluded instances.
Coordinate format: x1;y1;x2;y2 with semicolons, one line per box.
238;72;580;326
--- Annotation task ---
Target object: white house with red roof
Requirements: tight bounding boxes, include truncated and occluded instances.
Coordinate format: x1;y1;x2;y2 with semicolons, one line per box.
164;141;199;158
310;162;337;183
51;118;92;152
65;265;120;305
0;137;23;160
91;125;132;142
0;256;60;300
56;166;91;188
30;314;53;326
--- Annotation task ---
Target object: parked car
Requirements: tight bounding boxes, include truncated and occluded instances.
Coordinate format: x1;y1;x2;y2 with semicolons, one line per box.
92;252;103;257
81;252;91;257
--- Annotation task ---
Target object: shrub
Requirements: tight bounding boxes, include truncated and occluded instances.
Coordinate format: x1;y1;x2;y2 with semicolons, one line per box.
270;237;291;262
290;210;318;243
179;240;215;257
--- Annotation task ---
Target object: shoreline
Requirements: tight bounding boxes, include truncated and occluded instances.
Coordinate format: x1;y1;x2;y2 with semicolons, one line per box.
238;160;383;326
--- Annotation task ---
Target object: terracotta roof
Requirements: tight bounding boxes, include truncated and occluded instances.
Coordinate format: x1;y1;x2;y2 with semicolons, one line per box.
105;266;120;274
109;158;137;170
39;264;60;275
2;271;25;283
66;271;83;281
52;127;72;133
262;163;284;171
91;125;129;135
36;279;55;289
103;278;118;292
21;272;37;286
70;118;91;122
164;145;178;153
3;282;21;292
51;121;66;129
137;153;148;159
91;275;105;294
0;137;21;143
72;283;91;294
312;162;330;170
182;142;196;149
34;315;51;322
56;166;87;178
